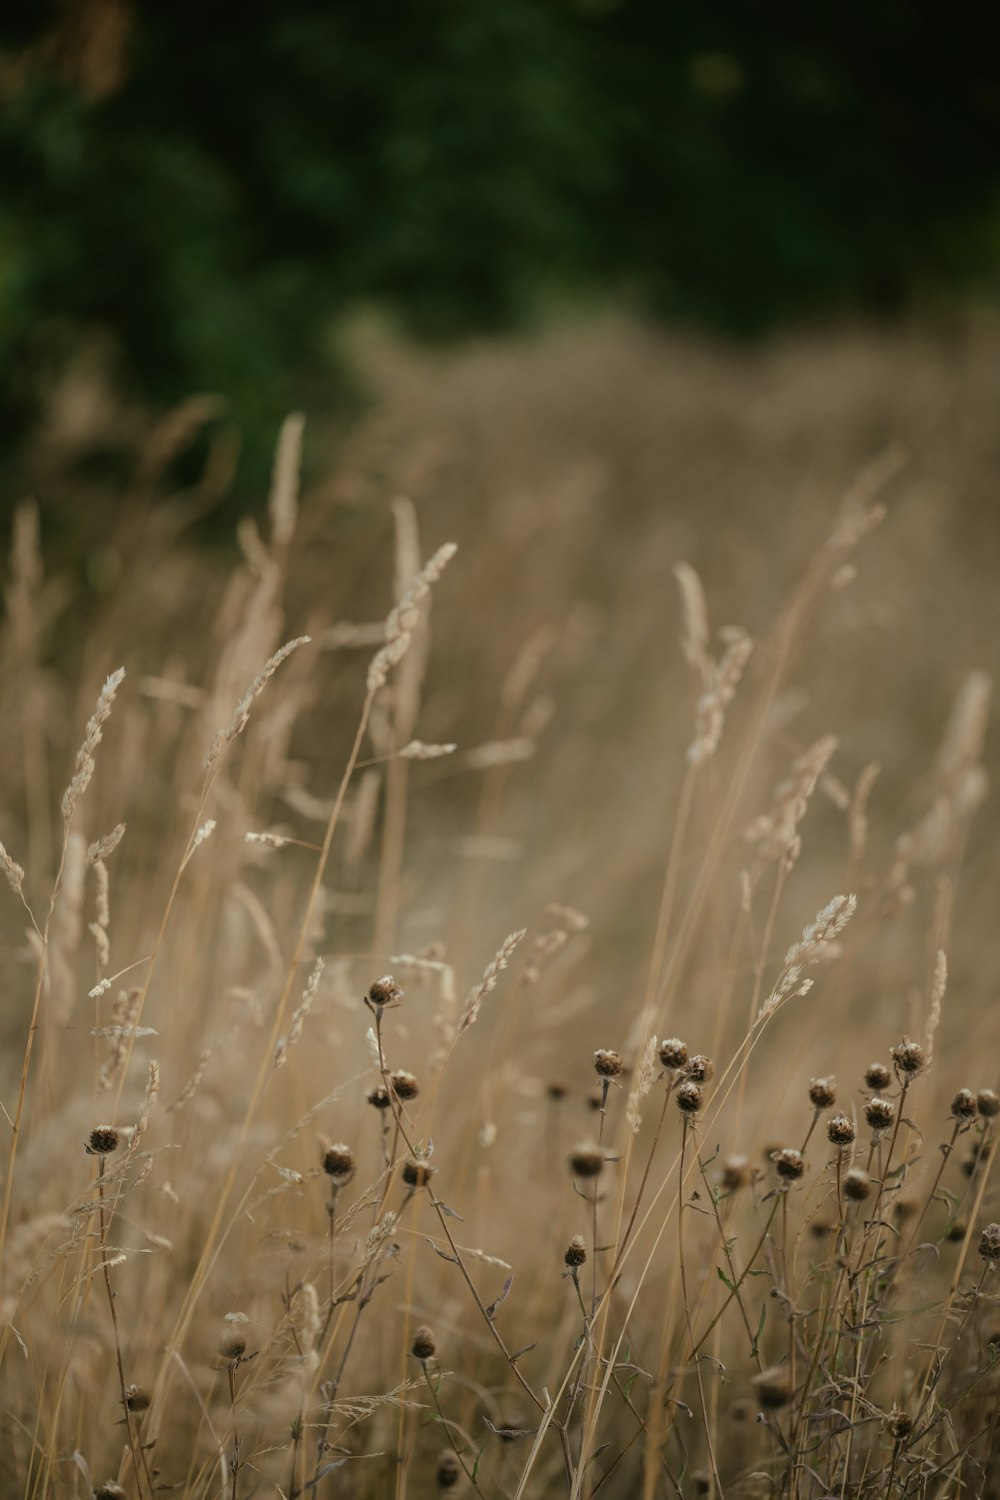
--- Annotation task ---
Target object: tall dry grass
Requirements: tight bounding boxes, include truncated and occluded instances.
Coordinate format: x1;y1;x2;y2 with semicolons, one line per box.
1;318;999;1500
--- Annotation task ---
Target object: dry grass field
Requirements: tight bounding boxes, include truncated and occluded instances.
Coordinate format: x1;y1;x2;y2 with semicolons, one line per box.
1;314;999;1500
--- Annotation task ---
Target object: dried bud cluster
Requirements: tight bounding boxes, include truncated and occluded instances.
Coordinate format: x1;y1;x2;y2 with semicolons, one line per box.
809;1077;837;1108
827;1113;856;1146
891;1037;926;1076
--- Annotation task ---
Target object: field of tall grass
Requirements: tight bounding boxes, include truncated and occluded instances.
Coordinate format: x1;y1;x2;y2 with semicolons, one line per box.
1;316;999;1499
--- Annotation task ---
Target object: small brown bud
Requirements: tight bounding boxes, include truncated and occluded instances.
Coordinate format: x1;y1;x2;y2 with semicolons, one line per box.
753;1367;791;1408
367;1085;392;1110
437;1450;461;1489
721;1155;751;1192
402;1158;435;1189
827;1113;856;1146
809;1077;836;1108
865;1097;895;1131
367;975;403;1008
123;1384;151;1413
658;1038;688;1070
864;1061;891;1090
979;1222;1000;1263
843;1168;872;1201
86;1126;120;1157
593;1049;624;1079
675;1080;703;1115
390;1070;420;1102
886;1406;913;1440
977;1088;1000;1118
412;1324;436;1360
219;1327;247;1362
891;1037;925;1076
564;1234;587;1268
321;1143;356;1182
685;1054;714;1084
774;1148;805;1181
568;1141;604;1178
952;1089;977;1119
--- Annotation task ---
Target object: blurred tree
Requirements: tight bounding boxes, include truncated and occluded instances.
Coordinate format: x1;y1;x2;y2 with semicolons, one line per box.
1;0;997;503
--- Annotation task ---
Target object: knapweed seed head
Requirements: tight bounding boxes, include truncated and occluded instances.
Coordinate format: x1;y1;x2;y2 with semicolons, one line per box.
390;1070;420;1102
95;1485;127;1500
979;1222;1000;1264
952;1089;977;1119
123;1384;151;1414
946;1220;967;1242
568;1141;604;1178
753;1367;791;1408
86;1126;120;1156
658;1038;688;1070
774;1148;805;1181
367;1085;392;1111
685;1054;715;1083
564;1234;587;1267
809;1077;837;1108
437;1450;461;1490
977;1088;1000;1118
886;1407;913;1440
402;1158;435;1189
367;975;403;1009
827;1113;856;1146
844;1169;872;1201
546;1081;568;1101
219;1327;247;1362
891;1036;926;1076
721;1155;751;1191
864;1061;891;1090
675;1080;703;1115
411;1325;436;1360
322;1143;356;1182
865;1097;895;1131
593;1049;624;1079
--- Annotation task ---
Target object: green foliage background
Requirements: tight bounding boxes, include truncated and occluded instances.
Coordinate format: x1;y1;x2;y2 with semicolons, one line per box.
2;1;998;492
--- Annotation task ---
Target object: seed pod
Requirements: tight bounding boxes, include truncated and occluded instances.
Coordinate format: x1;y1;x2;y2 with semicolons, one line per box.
952;1089;977;1119
721;1155;751;1191
685;1055;715;1084
219;1327;247;1362
891;1037;925;1076
827;1113;856;1146
843;1169;872;1201
886;1407;913;1440
390;1070;420;1102
402;1158;435;1189
564;1234;587;1267
367;975;403;1008
367;1085;392;1111
412;1325;436;1360
865;1097;895;1131
568;1141;604;1178
809;1077;836;1108
675;1081;703;1115
864;1062;891;1090
593;1049;624;1079
321;1143;356;1182
979;1223;1000;1263
774;1148;805;1181
977;1089;1000;1118
87;1126;120;1157
658;1038;688;1070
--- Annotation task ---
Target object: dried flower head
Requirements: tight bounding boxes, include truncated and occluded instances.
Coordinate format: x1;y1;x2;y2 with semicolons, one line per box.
593;1049;624;1079
86;1126;120;1156
675;1080;703;1114
123;1384;151;1413
865;1097;896;1131
864;1061;891;1090
979;1223;1000;1264
685;1054;715;1084
827;1113;856;1146
894;1198;917;1221
437;1450;461;1490
564;1234;587;1267
977;1089;1000;1118
886;1407;913;1440
95;1485;127;1500
322;1144;356;1182
389;1070;420;1102
891;1037;926;1076
952;1089;978;1119
367;975;403;1009
402;1158;435;1189
753;1367;791;1408
774;1148;805;1181
946;1219;967;1242
219;1328;247;1362
658;1038;688;1070
568;1142;605;1178
843;1169;872;1201
367;1085;392;1111
412;1325;436;1360
809;1077;837;1108
721;1155;752;1191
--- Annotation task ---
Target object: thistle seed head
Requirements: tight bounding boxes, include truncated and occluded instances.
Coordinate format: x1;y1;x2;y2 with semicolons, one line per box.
367;975;403;1009
402;1158;435;1189
865;1097;895;1131
951;1089;977;1119
979;1223;1000;1264
977;1089;1000;1118
685;1054;714;1084
827;1113;856;1146
437;1450;461;1490
753;1367;791;1408
721;1155;751;1191
564;1234;587;1267
675;1080;703;1115
322;1143;356;1182
411;1324;436;1360
864;1061;891;1090
891;1037;926;1076
843;1169;872;1201
886;1407;913;1440
593;1049;624;1079
809;1077;837;1108
774;1148;805;1181
367;1085;392;1111
658;1038;688;1070
86;1126;120;1157
390;1070;420;1102
568;1141;604;1178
